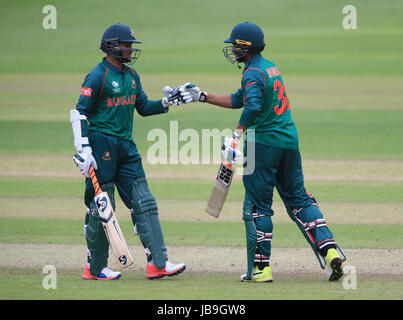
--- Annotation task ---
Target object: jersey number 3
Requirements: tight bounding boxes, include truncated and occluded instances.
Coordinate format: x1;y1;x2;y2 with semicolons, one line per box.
273;79;291;115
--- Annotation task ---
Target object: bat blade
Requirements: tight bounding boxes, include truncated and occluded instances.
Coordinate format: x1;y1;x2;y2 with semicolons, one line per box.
205;162;234;218
94;191;134;268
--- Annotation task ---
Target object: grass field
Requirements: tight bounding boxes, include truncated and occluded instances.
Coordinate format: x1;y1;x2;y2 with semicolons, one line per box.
1;0;403;303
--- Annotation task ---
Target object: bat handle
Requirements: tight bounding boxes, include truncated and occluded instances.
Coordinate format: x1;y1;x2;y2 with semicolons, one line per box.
88;165;102;195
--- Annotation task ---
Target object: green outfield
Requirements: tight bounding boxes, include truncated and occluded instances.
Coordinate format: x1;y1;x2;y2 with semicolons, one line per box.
0;0;402;301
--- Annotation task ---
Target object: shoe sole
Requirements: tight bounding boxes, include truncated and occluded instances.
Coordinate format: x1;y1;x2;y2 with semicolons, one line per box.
82;274;122;280
241;276;273;283
255;279;273;283
241;278;273;283
329;258;344;281
147;265;186;280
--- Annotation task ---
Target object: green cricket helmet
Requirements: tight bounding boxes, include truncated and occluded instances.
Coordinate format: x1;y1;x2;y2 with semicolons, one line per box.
223;22;266;65
100;23;142;65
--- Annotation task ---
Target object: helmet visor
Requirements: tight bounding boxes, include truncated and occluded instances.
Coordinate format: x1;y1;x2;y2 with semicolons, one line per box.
118;42;142;65
222;43;250;64
120;47;142;65
101;39;142;65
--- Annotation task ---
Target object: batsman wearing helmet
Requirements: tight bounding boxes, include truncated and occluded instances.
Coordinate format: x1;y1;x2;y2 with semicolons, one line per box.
70;23;186;280
179;22;346;282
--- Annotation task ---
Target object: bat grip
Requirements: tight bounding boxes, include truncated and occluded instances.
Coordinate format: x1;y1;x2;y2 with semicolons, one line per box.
88;165;102;195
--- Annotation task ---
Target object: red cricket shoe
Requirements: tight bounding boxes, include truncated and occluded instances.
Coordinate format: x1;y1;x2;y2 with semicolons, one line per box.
81;264;122;280
146;261;186;279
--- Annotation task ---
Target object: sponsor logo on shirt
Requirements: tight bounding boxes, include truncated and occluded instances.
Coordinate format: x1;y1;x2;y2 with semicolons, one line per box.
80;87;93;97
107;95;136;107
112;81;121;93
266;66;280;78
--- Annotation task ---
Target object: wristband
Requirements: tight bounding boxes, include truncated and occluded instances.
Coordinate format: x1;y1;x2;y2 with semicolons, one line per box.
199;92;208;103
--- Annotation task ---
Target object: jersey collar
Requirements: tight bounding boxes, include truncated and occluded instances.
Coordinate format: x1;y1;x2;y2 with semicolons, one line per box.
102;57;124;74
243;53;262;70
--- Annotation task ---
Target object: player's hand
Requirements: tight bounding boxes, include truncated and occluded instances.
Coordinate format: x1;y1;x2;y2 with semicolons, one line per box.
221;135;242;164
73;146;98;178
179;82;208;103
161;86;183;107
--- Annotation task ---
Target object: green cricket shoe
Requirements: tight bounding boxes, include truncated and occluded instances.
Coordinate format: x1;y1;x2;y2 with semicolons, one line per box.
325;248;344;281
241;266;273;283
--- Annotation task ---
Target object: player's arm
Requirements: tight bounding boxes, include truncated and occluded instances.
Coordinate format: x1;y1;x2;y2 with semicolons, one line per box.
74;72;100;139
237;69;265;128
210;70;265;160
178;83;245;109
203;93;232;108
224;70;265;153
136;89;169;117
135;74;183;116
70;72;101;177
177;78;260;113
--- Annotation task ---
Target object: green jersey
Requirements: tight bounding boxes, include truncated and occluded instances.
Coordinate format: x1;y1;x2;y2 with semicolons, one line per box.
76;58;167;142
231;54;298;150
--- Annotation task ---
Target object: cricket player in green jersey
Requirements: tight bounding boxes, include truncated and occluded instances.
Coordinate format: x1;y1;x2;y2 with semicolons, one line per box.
70;23;186;280
179;22;346;282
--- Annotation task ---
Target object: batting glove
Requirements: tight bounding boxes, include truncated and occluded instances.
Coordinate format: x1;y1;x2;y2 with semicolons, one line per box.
221;135;242;164
161;86;183;107
179;82;208;103
73;146;98;178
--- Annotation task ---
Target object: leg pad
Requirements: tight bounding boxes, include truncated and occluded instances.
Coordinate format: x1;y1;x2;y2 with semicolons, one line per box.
131;177;167;269
85;183;115;276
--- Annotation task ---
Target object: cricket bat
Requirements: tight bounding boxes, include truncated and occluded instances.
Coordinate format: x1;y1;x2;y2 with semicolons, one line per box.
205;161;234;218
88;165;134;268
